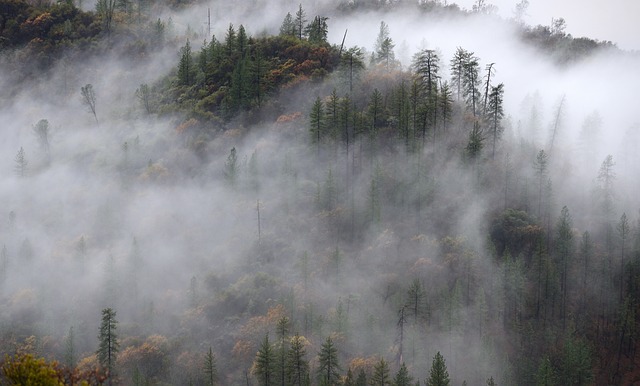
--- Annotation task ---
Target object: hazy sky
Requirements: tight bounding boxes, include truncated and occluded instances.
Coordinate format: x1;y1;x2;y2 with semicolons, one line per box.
455;0;640;50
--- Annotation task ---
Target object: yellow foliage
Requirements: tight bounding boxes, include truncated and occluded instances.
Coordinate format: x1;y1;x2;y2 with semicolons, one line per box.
348;355;378;374
1;353;63;386
139;162;170;183
231;339;253;363
239;304;286;336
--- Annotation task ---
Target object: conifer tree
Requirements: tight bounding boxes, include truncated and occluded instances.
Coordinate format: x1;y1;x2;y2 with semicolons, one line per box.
356;368;367;386
280;12;296;36
393;362;413;386
177;40;194;86
615;212;630;304
276;316;290;386
14;147;28;178
426;352;450;386
374;21;395;71
487;83;505;159
533;149;549;218
204;346;218;386
97;308;119;385
462;54;481;117
294;4;307;40
555;206;573;329
287;333;309;386
254;333;275;386
450;47;470;102
317;336;341;385
310;97;325;155
306;16;329;44
64;326;76;368
535;356;555;386
370;358;391;386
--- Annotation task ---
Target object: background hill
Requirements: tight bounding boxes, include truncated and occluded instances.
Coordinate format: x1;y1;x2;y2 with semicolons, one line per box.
1;0;639;385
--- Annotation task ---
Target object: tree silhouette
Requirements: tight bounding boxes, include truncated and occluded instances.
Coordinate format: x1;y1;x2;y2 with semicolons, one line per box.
97;308;119;385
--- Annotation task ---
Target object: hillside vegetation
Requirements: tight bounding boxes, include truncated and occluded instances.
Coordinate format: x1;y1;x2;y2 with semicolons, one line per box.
0;0;637;385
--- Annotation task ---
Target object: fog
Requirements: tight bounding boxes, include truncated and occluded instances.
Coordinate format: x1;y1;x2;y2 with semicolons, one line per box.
1;0;639;384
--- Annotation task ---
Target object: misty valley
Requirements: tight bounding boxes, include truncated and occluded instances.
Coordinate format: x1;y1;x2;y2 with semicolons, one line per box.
0;0;639;385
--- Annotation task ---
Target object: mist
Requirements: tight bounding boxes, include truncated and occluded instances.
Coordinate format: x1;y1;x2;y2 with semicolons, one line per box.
1;0;639;384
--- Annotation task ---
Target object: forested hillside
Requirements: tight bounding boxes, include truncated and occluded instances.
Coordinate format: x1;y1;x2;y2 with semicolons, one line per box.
0;0;639;385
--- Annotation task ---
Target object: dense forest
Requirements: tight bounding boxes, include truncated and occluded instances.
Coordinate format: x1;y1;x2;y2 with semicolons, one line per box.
1;0;639;385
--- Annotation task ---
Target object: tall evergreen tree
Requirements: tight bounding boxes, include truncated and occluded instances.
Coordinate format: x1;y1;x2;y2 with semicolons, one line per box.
287;333;309;386
462;54;481;117
374;21;395;71
370;358;391;386
204;347;218;386
317;336;341;386
277;316;290;386
535;356;555;386
487;83;505;159
310;97;325;155
426;352;450;386
254;333;276;386
14;147;28;178
393;362;413;386
294;4;307;40
97;308;119;385
617;213;630;302
449;47;470;102
177;39;194;86
280;12;296;36
306;16;329;44
555;206;573;329
64;326;76;368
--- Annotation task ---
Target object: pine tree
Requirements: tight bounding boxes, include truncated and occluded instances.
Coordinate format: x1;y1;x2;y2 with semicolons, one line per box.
426;352;450;386
64;326;76;368
97;308;119;385
487;83;504;159
559;336;592;386
356;368;367;386
370;358;391;386
535;356;555;386
204;346;218;386
276;316;290;386
287;333;309;386
462;54;481;117
617;213;630;302
406;278;426;324
254;333;275;386
280;12;296;36
317;336;341;385
374;21;395;71
555;206;573;329
344;368;355;386
533;149;549;218
177;40;194;86
449;47;470;102
305;16;329;44
310;97;325;155
393;362;413;386
294;4;307;40
14;147;28;178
